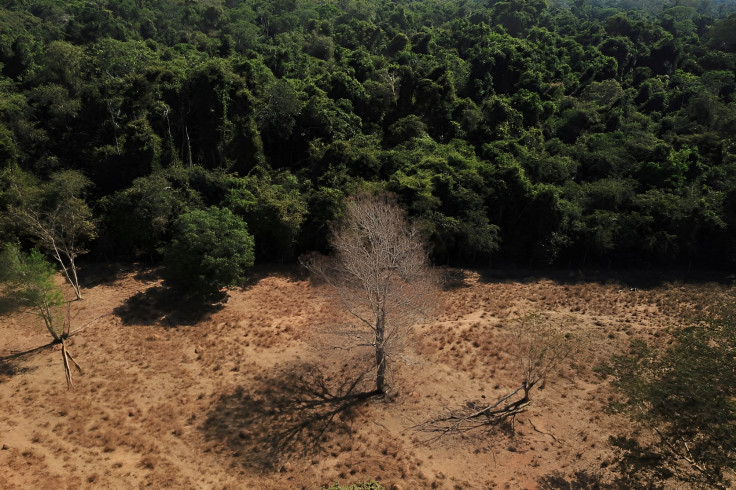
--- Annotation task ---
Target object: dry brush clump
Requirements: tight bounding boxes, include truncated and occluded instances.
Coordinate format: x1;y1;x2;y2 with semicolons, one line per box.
510;312;577;401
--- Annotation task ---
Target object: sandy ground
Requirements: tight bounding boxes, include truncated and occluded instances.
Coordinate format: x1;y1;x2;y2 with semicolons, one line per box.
1;264;732;489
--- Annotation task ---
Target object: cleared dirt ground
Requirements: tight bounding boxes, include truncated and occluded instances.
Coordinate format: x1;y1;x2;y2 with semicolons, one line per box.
1;264;733;489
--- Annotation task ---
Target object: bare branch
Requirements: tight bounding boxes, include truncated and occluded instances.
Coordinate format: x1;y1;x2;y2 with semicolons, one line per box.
8;172;96;300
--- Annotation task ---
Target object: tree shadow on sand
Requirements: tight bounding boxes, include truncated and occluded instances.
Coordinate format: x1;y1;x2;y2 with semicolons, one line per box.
0;294;24;316
0;360;20;380
0;358;35;381
80;262;137;288
201;362;379;471
538;469;654;489
113;284;225;327
538;470;616;489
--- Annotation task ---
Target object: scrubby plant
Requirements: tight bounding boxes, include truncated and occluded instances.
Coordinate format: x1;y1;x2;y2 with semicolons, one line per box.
163;206;255;296
604;300;736;488
0;243;81;386
1;244;64;341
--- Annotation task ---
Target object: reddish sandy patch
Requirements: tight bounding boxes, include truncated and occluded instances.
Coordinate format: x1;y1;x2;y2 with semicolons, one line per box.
1;265;731;489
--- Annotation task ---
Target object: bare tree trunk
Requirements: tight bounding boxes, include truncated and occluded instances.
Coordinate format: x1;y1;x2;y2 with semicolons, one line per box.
185;125;193;167
68;254;82;300
375;345;386;394
521;380;532;404
106;99;121;155
61;338;82;389
375;314;386;394
300;193;439;397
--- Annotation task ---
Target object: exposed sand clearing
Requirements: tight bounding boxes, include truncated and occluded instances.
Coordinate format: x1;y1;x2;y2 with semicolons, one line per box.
1;265;732;489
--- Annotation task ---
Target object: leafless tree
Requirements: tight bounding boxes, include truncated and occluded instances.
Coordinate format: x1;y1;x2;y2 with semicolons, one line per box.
416;311;576;441
512;311;575;403
301;192;438;395
9;170;96;300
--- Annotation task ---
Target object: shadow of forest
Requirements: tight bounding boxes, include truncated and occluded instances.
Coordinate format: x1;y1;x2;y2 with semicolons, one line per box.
475;267;736;290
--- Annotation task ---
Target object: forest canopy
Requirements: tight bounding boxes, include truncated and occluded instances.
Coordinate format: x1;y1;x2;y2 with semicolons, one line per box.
1;0;736;269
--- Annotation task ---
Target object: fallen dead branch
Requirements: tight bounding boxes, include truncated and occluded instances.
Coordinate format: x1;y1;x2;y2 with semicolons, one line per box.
529;418;559;443
413;383;531;443
68;313;109;336
61;338;82;389
1;341;57;361
415;310;578;444
0;300;86;388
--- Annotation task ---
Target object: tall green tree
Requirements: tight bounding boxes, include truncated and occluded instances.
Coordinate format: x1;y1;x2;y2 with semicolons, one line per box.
163;206;255;296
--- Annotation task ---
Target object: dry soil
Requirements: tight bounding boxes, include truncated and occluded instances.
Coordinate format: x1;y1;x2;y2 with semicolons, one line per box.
1;264;732;489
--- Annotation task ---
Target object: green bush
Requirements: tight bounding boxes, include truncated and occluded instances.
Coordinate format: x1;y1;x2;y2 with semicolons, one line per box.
0;244;65;341
163;206;254;295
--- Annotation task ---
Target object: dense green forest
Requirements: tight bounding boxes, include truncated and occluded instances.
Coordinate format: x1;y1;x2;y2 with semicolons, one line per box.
1;0;736;271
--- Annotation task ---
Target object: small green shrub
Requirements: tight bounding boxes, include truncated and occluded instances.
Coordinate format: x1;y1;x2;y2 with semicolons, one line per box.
163;206;254;295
